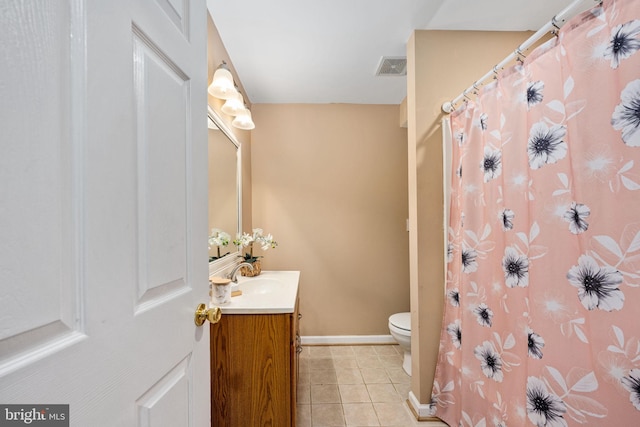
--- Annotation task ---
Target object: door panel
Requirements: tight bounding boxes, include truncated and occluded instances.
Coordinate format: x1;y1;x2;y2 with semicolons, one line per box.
132;26;190;312
154;0;190;38
136;355;193;426
0;0;84;378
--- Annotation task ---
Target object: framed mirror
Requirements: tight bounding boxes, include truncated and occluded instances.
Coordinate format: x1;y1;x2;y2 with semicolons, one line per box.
207;106;241;269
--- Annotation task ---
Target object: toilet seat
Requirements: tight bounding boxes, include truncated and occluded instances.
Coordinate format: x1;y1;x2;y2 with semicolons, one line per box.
389;312;411;332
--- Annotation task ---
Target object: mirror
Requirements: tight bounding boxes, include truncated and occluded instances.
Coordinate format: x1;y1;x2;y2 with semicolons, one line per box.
207;106;241;264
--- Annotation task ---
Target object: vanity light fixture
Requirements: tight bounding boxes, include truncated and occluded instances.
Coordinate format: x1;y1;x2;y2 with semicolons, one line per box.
209;61;256;130
231;105;255;130
208;61;237;99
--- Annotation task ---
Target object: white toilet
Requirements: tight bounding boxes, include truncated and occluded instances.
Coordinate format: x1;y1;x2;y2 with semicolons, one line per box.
388;312;412;376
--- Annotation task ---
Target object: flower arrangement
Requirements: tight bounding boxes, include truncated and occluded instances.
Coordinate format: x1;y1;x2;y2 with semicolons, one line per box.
233;228;278;263
208;228;231;262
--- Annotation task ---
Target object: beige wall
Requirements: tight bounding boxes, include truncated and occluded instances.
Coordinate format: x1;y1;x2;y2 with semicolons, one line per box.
407;30;540;407
251;104;409;336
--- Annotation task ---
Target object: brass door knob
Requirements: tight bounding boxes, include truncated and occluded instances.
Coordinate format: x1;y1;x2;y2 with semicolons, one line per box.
194;303;222;326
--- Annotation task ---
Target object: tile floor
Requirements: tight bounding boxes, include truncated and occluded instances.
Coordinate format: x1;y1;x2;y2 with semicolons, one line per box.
296;345;445;427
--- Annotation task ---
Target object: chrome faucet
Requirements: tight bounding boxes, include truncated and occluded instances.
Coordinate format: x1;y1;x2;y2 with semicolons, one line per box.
226;262;254;283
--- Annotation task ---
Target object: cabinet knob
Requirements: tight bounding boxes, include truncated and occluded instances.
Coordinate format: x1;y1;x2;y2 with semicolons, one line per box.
194;303;222;326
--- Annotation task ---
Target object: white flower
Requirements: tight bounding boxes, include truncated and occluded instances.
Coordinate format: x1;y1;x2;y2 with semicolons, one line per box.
622;369;640;411
259;233;278;250
567;255;624;311
527;122;567;170
526;376;568;427
612;79;640;147
234;228;278;252
527;80;544;109
447;288;460;307
500;208;515;231
474;341;503;382
479;113;488;130
234;232;254;247
461;248;478;273
562;202;590;234
502;246;529;288
474;303;493;327
208;228;231;247
603;20;640;69
482;146;502;183
447;319;462;349
527;328;545;359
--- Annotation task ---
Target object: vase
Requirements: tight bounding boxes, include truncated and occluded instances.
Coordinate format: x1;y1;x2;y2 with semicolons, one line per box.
210;277;233;305
240;259;262;277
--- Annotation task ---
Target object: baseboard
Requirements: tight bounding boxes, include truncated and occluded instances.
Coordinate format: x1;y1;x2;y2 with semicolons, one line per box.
300;335;396;345
407;391;444;424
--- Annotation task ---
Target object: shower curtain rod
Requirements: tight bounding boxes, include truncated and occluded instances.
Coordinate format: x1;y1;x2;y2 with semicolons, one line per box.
441;0;602;114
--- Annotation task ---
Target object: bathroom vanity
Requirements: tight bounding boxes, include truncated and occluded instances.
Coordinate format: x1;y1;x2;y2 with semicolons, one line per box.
210;271;301;427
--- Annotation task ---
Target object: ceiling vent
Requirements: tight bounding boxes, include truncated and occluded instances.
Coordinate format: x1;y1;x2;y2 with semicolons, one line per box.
375;56;407;76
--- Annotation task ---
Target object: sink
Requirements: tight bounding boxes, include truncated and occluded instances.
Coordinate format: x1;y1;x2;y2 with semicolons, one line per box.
240;278;286;296
211;270;300;314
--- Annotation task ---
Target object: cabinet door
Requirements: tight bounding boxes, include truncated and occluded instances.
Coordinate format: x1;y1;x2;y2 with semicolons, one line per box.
211;314;292;427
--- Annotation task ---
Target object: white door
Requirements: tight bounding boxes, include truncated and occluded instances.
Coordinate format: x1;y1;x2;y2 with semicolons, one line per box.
0;0;210;426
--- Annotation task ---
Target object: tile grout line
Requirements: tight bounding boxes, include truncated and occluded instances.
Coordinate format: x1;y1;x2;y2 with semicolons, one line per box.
298;344;425;427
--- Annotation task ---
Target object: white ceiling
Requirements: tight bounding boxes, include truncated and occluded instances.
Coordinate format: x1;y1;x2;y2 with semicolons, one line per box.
206;0;596;105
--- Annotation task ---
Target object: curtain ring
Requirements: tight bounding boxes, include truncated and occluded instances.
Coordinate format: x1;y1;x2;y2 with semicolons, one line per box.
551;15;561;36
472;81;480;94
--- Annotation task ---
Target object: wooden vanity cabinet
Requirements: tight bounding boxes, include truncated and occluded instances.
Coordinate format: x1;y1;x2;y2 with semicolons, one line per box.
211;299;301;427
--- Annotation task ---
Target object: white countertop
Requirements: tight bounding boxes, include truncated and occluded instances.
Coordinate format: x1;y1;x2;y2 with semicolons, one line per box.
210;270;300;314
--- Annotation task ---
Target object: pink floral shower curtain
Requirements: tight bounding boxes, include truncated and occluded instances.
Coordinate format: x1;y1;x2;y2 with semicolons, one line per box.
432;1;640;426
